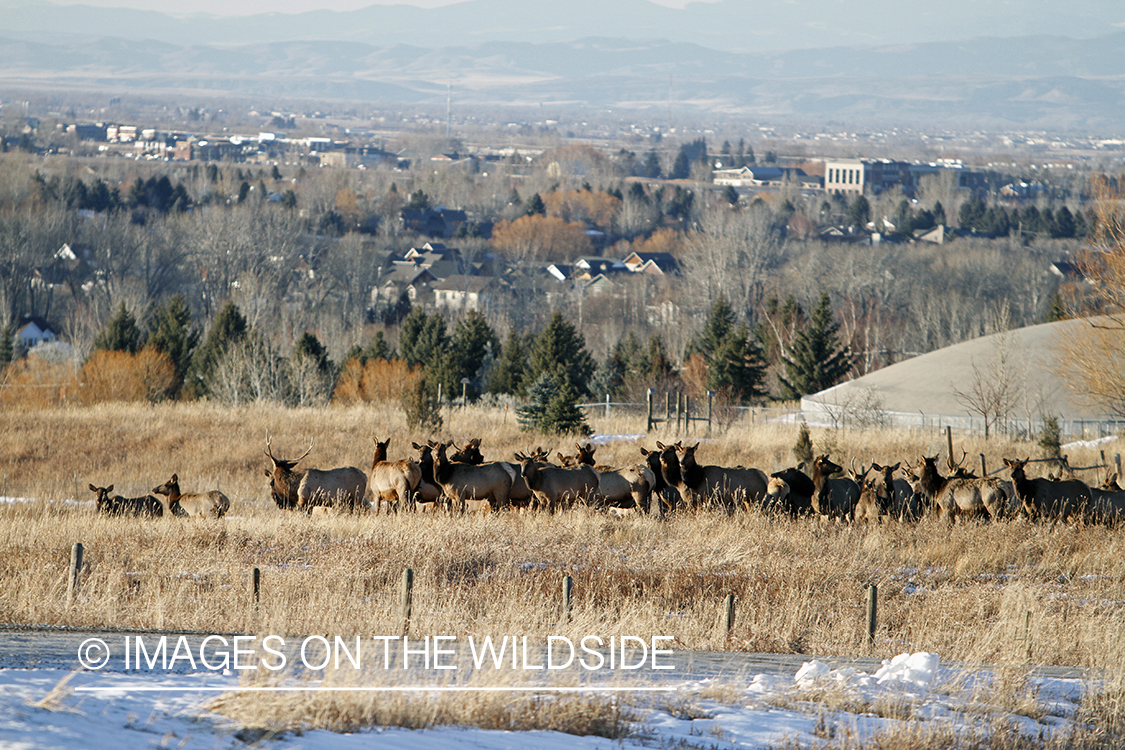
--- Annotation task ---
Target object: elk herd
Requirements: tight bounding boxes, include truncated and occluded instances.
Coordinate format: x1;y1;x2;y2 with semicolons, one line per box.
88;433;1125;527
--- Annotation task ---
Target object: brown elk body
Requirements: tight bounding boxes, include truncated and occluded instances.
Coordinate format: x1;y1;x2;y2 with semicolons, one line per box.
370;437;422;513
264;436;368;514
1004;457;1091;523
518;455;599;513
411;442;445;511
89;484;164;517
810;455;859;521
915;456;1006;522
767;467;815;517
573;442;654;514
659;442;767;512
152;474;230;518
433;442;515;513
639;446;676;516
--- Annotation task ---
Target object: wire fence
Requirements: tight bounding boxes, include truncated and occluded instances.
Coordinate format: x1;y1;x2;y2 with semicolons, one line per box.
578;396;1125;441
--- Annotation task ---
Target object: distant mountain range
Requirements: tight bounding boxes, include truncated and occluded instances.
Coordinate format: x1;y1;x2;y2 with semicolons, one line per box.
1;1;1124;129
2;0;1123;52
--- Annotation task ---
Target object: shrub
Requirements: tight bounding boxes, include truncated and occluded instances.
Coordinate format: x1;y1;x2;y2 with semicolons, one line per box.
78;347;177;404
333;358;420;405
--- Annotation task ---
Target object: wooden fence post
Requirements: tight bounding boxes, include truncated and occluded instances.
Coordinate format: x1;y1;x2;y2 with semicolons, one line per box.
1024;610;1032;660
980;453;988;477
646;389;654;432
865;584;877;649
945;426;954;468
723;594;736;637
605;394;610;420
251;567;260;610
66;542;84;606
562;575;573;623
400;568;414;635
1117;453;1122;479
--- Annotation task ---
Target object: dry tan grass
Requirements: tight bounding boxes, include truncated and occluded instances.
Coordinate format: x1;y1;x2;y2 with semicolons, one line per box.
1;401;1124;670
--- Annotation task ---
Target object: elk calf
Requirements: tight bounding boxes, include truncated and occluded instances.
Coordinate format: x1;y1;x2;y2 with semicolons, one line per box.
152;474;230;518
89;484;164;517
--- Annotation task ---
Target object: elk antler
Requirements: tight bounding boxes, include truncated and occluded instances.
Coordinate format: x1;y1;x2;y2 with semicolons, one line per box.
948;448;967;471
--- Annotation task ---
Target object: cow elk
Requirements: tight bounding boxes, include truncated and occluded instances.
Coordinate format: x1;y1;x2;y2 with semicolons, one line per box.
1004;457;1091;523
810;455;859;521
370;437;422;513
433;442;516;513
915;455;1007;522
517;452;599;513
658;442;767;513
89;484;164;518
152;474;230;518
573;442;654;514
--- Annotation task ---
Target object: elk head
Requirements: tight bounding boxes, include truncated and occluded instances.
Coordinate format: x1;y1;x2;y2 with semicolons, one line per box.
263;431;312;510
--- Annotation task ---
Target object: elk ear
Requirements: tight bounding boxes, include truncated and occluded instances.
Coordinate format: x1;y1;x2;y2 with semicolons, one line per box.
171;474;178;483
107;485;113;493
656;441;666;450
264;470;271;477
88;484;97;492
639;447;649;456
890;462;900;472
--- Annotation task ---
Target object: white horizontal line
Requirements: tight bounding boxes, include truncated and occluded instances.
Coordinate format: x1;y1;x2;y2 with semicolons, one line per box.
75;685;675;693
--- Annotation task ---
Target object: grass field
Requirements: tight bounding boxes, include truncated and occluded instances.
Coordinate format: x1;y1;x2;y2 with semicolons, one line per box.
5;401;1125;747
1;401;1122;669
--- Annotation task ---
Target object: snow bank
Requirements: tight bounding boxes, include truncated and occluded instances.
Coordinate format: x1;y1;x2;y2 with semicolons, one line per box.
792;652;939;693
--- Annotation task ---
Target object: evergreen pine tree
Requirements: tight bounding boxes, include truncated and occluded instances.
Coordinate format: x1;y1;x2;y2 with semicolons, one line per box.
670;148;691;180
779;294;855;400
293;331;330;373
697;296;736;362
147;295;199;397
189;301;248;398
441;310;498;400
707;324;767;403
0;325;13;372
398;308;448;369
92;302;143;354
525;312;596;396
793;422;814;465
402;373;443;433
516;371;557;431
541;379;592;436
525;193;546;216
643;335;673;382
643;151;662;179
487;330;528;395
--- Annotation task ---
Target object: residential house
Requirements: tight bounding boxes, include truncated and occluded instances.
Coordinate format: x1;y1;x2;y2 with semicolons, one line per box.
432;275;502;312
621;251;679;276
15;316;58;348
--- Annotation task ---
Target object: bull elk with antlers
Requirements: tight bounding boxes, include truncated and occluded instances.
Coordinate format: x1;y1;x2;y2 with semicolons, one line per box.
264;433;369;514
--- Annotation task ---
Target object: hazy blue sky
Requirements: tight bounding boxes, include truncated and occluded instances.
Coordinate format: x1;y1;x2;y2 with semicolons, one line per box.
48;0;694;14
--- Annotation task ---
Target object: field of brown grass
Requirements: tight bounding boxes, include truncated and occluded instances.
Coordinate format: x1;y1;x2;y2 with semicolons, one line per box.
1;401;1123;671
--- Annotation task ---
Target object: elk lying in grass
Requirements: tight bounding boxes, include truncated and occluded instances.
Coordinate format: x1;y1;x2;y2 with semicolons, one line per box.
657;442;767;513
517;452;599;513
1004;457;1091;523
152;474;229;518
573;442;654;514
89;484;164;517
370;437;422;513
914;455;1007;522
433;442;516;513
264;434;368;514
810;455;860;521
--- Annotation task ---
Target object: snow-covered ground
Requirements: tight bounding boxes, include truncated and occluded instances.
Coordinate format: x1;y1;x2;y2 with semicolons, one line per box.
0;652;1087;749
